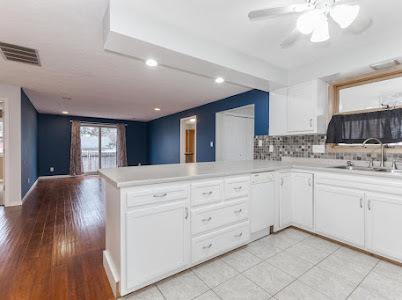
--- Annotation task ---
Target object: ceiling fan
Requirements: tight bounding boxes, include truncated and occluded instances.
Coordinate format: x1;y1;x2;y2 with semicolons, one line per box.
248;0;373;48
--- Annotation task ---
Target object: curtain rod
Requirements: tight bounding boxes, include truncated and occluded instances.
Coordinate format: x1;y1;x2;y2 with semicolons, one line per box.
70;120;127;127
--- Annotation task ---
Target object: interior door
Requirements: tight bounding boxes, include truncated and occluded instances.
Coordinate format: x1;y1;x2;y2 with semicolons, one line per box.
366;193;402;261
315;184;365;247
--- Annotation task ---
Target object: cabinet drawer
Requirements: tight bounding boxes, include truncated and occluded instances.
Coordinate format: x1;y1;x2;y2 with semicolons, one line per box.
192;222;250;263
225;176;250;200
251;172;274;184
191;180;223;206
192;200;248;235
126;185;188;208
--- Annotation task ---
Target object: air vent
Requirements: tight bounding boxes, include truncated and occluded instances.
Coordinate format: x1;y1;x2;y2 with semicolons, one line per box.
0;42;40;66
369;59;400;71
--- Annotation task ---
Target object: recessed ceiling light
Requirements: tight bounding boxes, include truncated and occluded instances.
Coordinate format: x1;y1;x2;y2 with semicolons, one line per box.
154;107;161;111
215;77;225;84
62;111;69;115
146;59;158;67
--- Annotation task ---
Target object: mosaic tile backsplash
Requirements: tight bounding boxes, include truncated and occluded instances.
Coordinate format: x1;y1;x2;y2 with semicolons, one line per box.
254;134;402;162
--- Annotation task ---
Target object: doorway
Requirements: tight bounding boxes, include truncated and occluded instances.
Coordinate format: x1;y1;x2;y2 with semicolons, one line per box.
216;105;255;161
180;116;197;163
80;124;118;173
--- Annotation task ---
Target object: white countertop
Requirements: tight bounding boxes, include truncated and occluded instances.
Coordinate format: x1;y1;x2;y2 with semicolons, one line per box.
98;159;402;188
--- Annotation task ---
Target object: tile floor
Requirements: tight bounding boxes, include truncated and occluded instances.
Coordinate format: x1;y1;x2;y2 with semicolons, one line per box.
122;228;402;300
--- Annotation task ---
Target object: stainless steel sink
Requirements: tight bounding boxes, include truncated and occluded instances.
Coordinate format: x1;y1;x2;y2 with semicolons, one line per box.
331;165;402;175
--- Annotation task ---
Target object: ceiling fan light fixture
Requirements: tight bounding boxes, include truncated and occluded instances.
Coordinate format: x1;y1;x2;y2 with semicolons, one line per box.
330;4;360;29
310;17;330;43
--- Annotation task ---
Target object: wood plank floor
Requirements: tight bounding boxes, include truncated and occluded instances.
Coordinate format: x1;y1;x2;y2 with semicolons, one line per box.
0;176;115;300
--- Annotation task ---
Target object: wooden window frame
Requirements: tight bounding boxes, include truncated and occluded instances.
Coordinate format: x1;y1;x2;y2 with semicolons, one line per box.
328;66;402;154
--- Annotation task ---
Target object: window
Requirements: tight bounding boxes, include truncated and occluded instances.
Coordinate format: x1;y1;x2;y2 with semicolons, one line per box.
80;125;117;173
329;68;402;151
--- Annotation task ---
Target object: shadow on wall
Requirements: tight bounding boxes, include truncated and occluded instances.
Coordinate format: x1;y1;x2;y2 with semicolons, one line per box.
148;89;269;165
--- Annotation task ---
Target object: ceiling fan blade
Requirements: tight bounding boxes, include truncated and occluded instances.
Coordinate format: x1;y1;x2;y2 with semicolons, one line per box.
248;4;310;21
280;30;300;48
335;0;360;4
347;17;373;34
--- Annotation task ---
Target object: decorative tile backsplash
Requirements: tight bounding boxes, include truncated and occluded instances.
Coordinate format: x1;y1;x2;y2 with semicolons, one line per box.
254;134;402;162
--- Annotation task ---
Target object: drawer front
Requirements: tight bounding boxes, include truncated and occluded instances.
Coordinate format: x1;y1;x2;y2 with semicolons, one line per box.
192;222;250;263
191;180;223;206
225;176;250;199
251;172;274;184
192;200;248;235
126;185;188;208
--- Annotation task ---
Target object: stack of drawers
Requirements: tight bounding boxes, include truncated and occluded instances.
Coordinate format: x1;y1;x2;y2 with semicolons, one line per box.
190;176;251;264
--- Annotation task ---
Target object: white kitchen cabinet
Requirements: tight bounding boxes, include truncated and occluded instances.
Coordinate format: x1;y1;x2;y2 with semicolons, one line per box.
366;193;402;262
291;172;313;230
125;199;190;291
269;79;328;136
278;173;292;229
315;184;365;248
250;172;275;238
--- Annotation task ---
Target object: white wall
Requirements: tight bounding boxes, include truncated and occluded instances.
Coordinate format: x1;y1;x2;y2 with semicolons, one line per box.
0;84;22;206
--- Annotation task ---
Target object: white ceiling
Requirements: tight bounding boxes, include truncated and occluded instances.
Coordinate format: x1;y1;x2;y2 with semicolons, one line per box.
1;0;402;121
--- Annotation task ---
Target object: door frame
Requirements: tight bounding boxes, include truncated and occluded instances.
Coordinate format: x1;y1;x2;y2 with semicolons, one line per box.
180;116;197;163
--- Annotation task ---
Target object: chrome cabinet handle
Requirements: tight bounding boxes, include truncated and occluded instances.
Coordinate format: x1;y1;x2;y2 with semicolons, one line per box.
234;232;243;238
202;191;213;196
202;243;212;249
153;192;167;198
185;207;189;220
280;178;284;186
234;209;243;214
234;186;243;191
308;178;312;187
360;198;363;208
368;200;372;211
309;118;313;127
202;217;212;222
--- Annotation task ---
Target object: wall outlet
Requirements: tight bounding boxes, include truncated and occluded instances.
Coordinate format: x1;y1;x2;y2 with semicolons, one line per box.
50;167;55;172
258;139;263;147
312;144;326;154
210;141;214;148
269;145;274;153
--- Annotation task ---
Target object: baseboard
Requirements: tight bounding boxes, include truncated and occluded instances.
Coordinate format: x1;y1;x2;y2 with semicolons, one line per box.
103;250;120;297
38;174;73;180
21;178;39;203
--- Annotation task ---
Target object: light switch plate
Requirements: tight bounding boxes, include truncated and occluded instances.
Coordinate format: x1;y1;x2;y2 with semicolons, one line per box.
258;140;263;147
312;144;326;154
269;145;274;152
210;141;214;148
50;167;54;172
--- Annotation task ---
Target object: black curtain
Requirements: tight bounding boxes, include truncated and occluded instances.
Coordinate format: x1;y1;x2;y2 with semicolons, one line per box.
326;108;402;144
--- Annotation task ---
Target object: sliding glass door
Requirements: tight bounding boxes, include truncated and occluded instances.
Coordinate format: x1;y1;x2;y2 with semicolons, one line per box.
80;125;117;174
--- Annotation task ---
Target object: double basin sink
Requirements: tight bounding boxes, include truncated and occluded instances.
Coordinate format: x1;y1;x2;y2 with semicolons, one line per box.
331;165;402;175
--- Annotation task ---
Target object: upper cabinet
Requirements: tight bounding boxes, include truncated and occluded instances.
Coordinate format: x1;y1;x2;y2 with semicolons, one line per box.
269;79;328;136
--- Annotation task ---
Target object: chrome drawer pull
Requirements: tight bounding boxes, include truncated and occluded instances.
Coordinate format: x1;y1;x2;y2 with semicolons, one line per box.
202;217;212;222
153;192;167;198
202;243;213;249
234;209;243;214
234;186;243;191
234;232;243;238
202;191;213;196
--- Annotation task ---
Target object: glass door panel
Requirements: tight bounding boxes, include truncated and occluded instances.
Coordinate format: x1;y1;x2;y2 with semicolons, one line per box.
80;126;100;173
101;127;117;169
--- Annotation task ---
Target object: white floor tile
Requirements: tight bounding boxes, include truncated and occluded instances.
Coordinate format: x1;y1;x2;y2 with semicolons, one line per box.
157;270;209;300
356;271;402;300
192;258;238;288
299;236;340;253
194;290;221;300
348;286;388;300
213;274;270;300
243;260;295;295
275;280;331;300
246;237;282;260
285;242;332;264
300;266;357;300
222;248;262;272
123;285;164;300
266;252;314;277
373;261;402;284
277;228;311;242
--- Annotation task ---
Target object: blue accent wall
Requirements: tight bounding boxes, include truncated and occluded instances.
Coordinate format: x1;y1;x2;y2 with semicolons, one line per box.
38;114;149;176
149;89;269;164
21;89;38;197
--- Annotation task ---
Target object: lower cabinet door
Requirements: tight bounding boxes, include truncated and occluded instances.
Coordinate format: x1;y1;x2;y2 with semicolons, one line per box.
366;193;402;262
279;173;292;229
291;173;313;230
315;184;365;248
124;200;190;291
250;176;275;234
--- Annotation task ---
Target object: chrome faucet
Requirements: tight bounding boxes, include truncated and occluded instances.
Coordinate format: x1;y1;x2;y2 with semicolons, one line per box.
362;138;385;167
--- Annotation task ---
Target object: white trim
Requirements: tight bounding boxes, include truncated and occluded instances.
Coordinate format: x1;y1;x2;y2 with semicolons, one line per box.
103;250;120;297
21;178;39;203
180;116;197;164
39;175;73;180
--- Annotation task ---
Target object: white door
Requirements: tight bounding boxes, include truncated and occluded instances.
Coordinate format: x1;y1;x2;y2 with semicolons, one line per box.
315;185;365;248
291;173;313;230
220;114;254;161
287;81;315;133
125;200;190;290
279;173;292;229
250;174;275;234
366;193;402;261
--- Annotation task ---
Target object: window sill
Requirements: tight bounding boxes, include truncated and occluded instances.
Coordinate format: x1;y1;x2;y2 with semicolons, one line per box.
327;144;402;154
